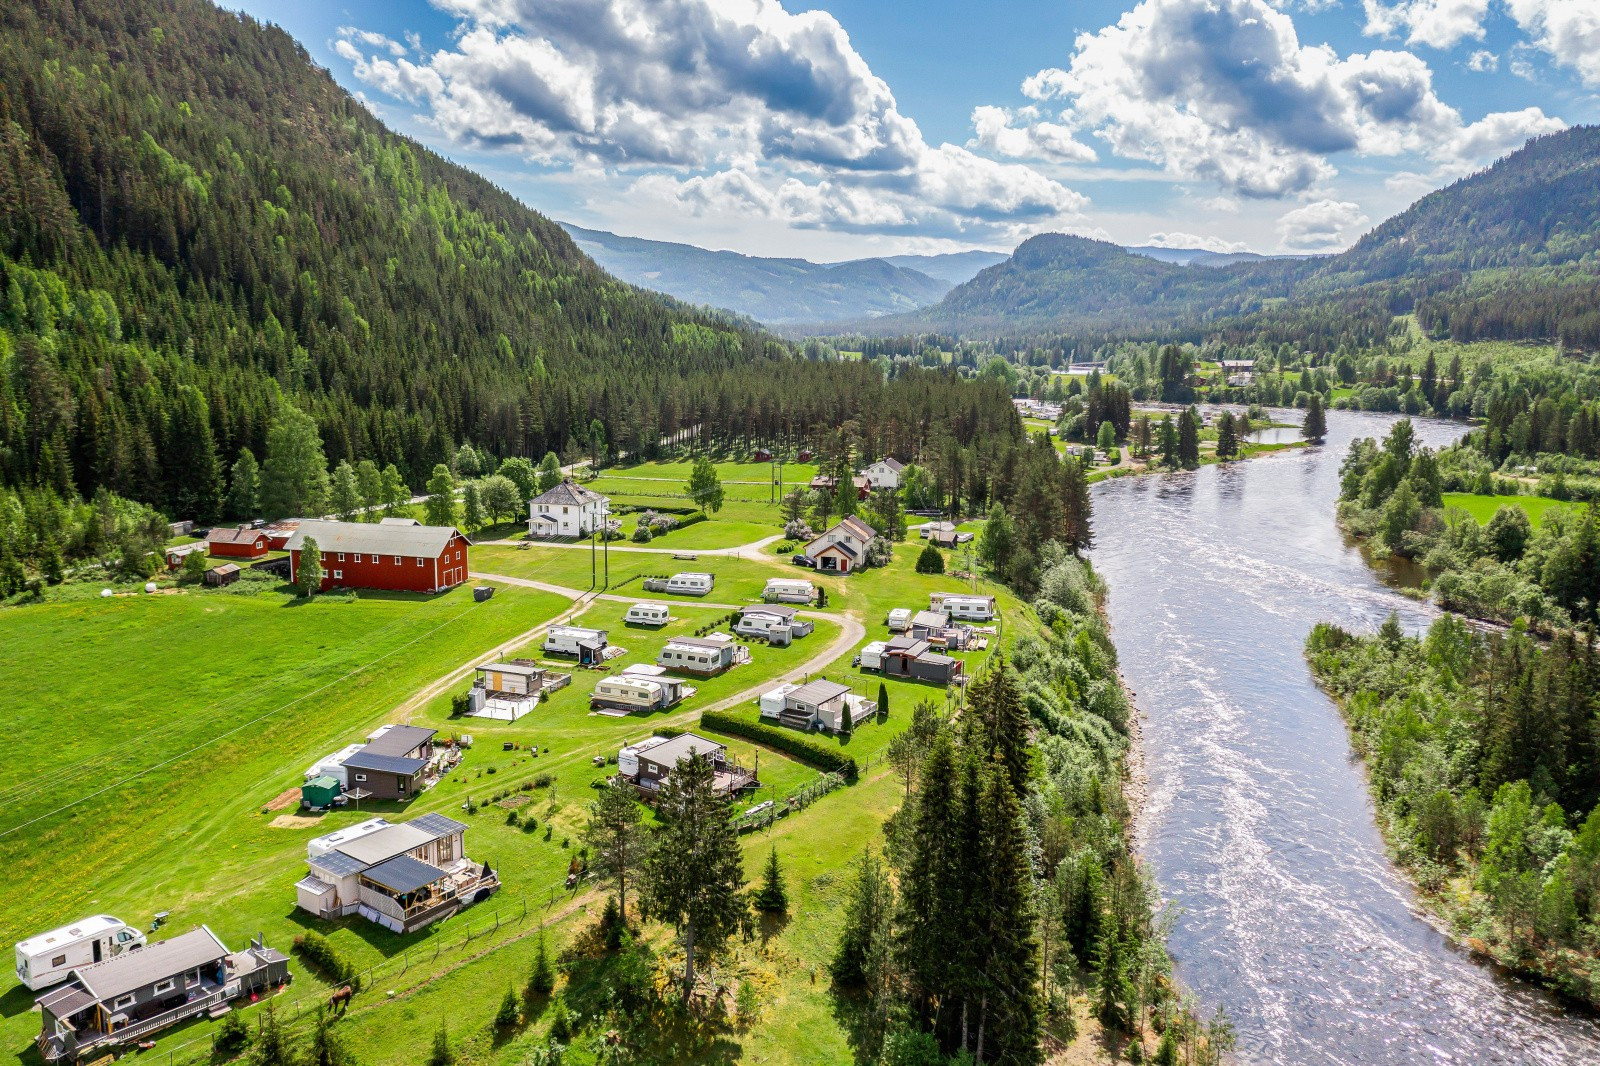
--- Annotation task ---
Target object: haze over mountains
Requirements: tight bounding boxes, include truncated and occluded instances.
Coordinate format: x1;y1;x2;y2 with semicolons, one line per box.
873;126;1600;345
562;224;1311;326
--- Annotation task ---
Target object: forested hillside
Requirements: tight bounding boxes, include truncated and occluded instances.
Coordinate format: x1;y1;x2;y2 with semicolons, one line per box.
881;127;1600;350
0;0;812;523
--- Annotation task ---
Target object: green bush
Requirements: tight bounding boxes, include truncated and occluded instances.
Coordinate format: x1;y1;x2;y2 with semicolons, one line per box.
699;710;858;778
293;931;359;988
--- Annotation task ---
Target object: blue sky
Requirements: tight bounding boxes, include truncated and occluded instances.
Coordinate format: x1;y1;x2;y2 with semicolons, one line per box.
223;0;1598;260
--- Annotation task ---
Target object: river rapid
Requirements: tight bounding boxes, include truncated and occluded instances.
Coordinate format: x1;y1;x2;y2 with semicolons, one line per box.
1088;409;1600;1064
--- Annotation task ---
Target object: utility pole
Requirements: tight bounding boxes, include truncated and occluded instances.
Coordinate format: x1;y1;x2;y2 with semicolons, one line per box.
602;506;610;589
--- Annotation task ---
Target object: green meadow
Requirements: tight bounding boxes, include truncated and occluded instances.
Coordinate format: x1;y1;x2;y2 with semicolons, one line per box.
1442;491;1581;527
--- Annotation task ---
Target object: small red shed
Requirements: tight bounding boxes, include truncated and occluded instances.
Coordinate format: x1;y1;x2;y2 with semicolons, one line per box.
206;527;271;559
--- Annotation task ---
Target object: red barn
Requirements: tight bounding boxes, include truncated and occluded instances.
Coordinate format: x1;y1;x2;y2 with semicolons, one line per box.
285;520;471;594
206;527;271;559
261;520;301;551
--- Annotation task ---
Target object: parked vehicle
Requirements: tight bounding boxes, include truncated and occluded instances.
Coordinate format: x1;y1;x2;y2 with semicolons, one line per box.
15;916;145;991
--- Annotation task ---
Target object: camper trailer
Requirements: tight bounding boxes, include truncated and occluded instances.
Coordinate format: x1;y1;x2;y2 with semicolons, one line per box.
929;592;997;622
665;572;715;596
624;602;671;626
762;578;815;604
886;608;912;632
859;640;888;671
15;916;146;991
543;625;610;664
591;673;685;713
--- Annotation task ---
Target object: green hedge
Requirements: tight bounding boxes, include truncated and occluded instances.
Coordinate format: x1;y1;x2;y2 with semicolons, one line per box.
699;710;858;779
294;931;361;988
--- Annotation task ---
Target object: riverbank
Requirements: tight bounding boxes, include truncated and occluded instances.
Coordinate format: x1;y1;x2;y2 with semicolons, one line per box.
1305;621;1600;1012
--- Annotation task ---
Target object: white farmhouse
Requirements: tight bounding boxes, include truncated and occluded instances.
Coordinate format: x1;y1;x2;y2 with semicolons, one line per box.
860;458;904;491
528;480;608;538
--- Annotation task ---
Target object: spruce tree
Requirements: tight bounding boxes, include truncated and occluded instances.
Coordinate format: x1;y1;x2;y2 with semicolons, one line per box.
250;1003;292;1066
1303;392;1328;442
969;761;1043;1064
877;682;890;722
526;930;554;1000
582;777;647;921
307;1008;353;1066
1158;416;1180;468
755;847;788;913
640;748;746;996
427;1019;452;1066
915;542;944;574
1178;408;1201;469
832;850;894;987
227;447;260;520
895;732;961;1029
495;986;520;1032
1215;412;1239;460
165;385;222;522
967;656;1031;797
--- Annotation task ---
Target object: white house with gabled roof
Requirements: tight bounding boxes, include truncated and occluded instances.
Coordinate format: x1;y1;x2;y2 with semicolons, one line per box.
528;479;608;538
861;457;905;490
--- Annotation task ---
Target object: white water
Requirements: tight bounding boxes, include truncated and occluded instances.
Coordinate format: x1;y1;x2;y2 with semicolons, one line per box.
1090;410;1600;1064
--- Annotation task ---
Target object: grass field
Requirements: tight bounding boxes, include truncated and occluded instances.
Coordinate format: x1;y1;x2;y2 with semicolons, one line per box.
0;477;1047;1066
1442;491;1580;527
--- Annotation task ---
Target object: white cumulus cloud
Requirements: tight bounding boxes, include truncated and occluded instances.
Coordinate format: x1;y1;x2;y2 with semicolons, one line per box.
1008;0;1561;198
1277;199;1369;250
1143;231;1249;252
1361;0;1488;50
334;0;1087;240
1505;0;1600;85
1466;49;1498;72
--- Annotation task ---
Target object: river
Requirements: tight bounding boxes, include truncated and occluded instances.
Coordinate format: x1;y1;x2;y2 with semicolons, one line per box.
1088;409;1600;1064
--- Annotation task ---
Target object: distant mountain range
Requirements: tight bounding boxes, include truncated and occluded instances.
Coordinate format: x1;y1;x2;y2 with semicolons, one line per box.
560;224;975;325
874;126;1600;344
561;224;1306;326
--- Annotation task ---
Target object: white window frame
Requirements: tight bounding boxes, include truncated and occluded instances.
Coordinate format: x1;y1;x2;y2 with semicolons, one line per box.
113;994;135;1010
417;558;425;567
332;569;343;580
394;556;402;565
337;553;346;562
353;553;362;563
354;773;367;782
153;979;176;995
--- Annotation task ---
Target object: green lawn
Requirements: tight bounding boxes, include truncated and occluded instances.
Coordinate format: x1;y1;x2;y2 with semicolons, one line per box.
1442;491;1579;527
0;523;1037;1066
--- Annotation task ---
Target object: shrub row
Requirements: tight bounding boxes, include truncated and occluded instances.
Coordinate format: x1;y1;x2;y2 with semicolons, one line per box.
698;710;858;779
294;931;360;988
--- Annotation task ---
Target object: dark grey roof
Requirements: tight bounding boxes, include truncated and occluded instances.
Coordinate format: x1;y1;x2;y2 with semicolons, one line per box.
309;851;370;878
363;725;436;758
73;927;229;1001
362;854;447;894
877;458;904;471
912;610;950;629
284;519;463;558
529;479;606;508
637;732;723;768
37;985;96;1019
920;653;957;667
341;751;427;775
409;812;468;838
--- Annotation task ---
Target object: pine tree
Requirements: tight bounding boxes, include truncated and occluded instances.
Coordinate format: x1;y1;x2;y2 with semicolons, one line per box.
1303;392;1328;442
165;385;221;521
1215;412;1239;460
877;682;890;723
250;1003;292;1066
915;542;944;574
547;997;573;1043
260;405;330;519
227;447;260;520
895;732;961;1028
1158;416;1180;468
306;1008;353;1066
495;986;520;1031
425;465;456;527
755;847;788;913
583;777;647;921
966;656;1031;797
427;1019;452;1066
840;700;855;737
298;537;323;597
640;748;746;996
1178;408;1201;469
969;761;1043;1064
526;930;554;1001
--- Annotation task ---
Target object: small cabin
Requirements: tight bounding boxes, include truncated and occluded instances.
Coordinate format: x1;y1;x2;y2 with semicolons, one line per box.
543;625;610;664
203;563;241;587
164;543;207;570
665;572;715;596
618;733;755;798
205;527;270;559
624;602;671;626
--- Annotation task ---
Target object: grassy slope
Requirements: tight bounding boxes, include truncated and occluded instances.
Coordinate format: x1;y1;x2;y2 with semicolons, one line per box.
1;482;1053;1066
1441;491;1579;527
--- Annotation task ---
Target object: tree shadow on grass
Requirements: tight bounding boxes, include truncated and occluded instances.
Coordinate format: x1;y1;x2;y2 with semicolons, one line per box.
825;982;884;1066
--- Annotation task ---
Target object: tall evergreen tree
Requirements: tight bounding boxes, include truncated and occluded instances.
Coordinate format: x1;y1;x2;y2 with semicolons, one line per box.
460;481;486;532
640;749;746;997
227;447;260;520
583;777;648;921
1215;412;1239;460
755;847;789;913
1303;392;1328;442
1178;407;1201;469
164;385;221;522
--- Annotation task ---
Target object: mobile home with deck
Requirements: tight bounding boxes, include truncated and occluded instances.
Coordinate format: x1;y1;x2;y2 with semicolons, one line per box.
929;592;996;622
543;625;609;664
